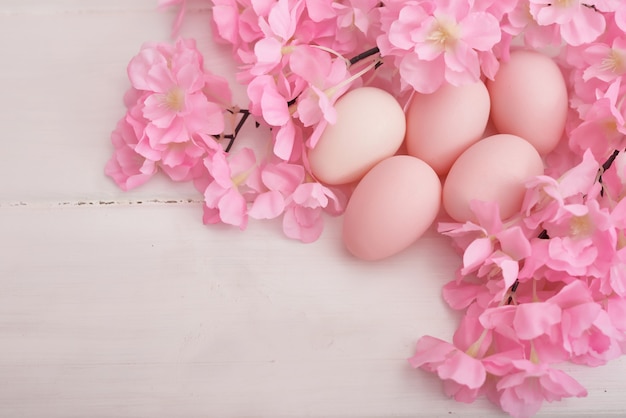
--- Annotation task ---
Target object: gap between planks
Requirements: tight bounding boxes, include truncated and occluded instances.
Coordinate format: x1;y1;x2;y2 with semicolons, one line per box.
0;198;203;209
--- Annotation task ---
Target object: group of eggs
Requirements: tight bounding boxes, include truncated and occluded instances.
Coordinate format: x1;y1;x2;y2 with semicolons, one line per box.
307;50;569;261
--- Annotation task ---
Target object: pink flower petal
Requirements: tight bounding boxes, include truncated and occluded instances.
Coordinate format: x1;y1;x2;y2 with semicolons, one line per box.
409;336;456;369
437;351;487;389
282;206;324;243
399;54;445;94
261;162;304;193
248;190;285;219
513;302;561;340
497;227;532;260
260;85;291;126
460;12;501;51
560;5;605;46
273;121;296;160
254;37;283;69
443;280;484;310
462;237;494;273
218;187;248;229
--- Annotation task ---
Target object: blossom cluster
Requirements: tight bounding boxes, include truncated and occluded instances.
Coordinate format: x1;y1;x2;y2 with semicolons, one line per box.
105;27;347;242
425;148;626;416
105;0;626;416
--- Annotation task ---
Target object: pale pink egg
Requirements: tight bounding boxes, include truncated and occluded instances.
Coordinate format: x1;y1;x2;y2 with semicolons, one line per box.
487;50;568;155
308;87;406;185
443;134;544;223
405;81;491;176
342;155;441;261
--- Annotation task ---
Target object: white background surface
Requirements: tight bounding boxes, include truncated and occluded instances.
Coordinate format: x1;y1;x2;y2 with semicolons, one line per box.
1;1;625;417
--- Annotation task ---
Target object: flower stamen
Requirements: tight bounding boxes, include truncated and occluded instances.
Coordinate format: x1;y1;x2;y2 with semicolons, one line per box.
426;17;460;49
599;49;626;75
569;214;593;238
164;87;185;112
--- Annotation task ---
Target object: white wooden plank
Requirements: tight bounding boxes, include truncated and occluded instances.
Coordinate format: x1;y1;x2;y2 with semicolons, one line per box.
1;205;625;417
0;0;208;14
0;7;244;204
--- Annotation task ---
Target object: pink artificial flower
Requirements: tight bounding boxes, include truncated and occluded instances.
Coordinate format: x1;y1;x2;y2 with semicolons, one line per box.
128;39;225;145
105;116;157;191
211;0;263;61
409;335;487;403
378;0;501;93
440;200;532;294
503;1;561;48
289;45;351;148
568;79;626;160
530;178;621;281
443;279;493;311
548;281;623;366
493;359;587;418
248;0;306;76
202;147;259;229
582;36;626;82
522;149;600;229
115;39;231;183
529;0;613;46
247;74;302;160
479;305;521;342
248;161;305;219
324;0;381;53
282;181;343;242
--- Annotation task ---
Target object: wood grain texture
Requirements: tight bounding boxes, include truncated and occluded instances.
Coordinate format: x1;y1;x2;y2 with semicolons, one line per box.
1;1;625;417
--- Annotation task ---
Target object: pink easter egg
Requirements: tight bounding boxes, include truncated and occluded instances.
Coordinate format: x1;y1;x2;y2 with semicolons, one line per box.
487;50;568;155
405;80;491;176
342;155;441;261
443;134;544;223
308;87;406;185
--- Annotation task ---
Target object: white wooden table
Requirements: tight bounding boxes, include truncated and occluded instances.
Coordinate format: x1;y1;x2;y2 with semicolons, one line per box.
1;1;624;416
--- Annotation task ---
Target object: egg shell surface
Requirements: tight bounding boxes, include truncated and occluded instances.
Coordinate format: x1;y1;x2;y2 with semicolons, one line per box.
342;155;441;261
443;134;544;223
308;87;406;185
405;81;491;175
487;50;568;155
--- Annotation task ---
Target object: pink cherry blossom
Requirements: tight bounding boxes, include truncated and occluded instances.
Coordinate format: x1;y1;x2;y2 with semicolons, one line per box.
440;200;532;294
112;39;233;184
282;181;343;242
582;36;626;82
302;0;380;54
548;281;623;366
202;147;259;229
529;0;612;46
211;0;263;60
247;74;300;160
289;45;351;147
248;161;305;220
409;335;487;403
522;149;600;229
568;79;626;160
493;359;587;418
128;39;225;145
105;116;157;191
248;0;306;77
503;1;561;49
378;0;502;93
